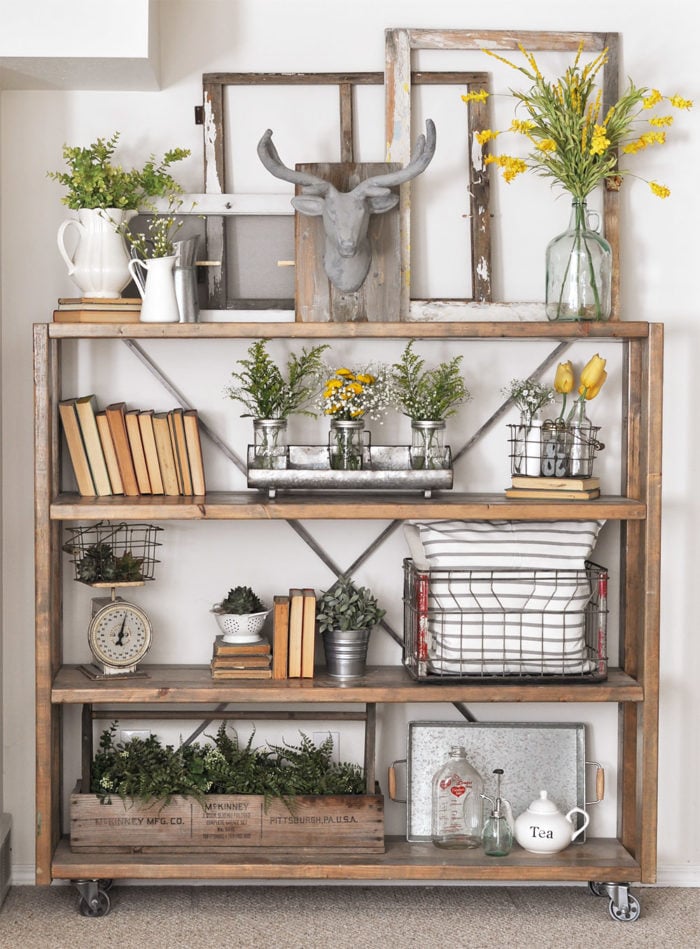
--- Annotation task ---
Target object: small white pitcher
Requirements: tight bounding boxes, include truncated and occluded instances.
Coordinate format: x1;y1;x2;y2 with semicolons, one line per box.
57;208;133;298
127;255;180;323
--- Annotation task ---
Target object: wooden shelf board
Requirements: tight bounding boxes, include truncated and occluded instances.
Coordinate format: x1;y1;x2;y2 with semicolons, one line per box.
50;836;641;883
51;664;644;704
49;492;646;521
45;320;652;341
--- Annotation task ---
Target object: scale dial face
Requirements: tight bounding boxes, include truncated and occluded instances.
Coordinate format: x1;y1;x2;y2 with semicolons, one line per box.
88;599;152;671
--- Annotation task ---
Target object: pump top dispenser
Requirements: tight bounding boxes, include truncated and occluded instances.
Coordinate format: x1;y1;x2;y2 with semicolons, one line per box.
481;768;514;857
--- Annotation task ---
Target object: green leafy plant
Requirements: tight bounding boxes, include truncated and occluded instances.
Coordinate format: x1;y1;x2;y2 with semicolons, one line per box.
119;193;188;259
48;131;190;210
69;542;145;584
391;341;470;421
214;585;266;615
315;576;386;633
226;340;329;419
91;722;366;806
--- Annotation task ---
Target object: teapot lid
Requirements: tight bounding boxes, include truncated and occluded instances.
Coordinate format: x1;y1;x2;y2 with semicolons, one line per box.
527;790;560;815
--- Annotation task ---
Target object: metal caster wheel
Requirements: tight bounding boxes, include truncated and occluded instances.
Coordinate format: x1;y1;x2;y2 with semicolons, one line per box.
609;893;641;922
588;881;606;897
78;889;111;918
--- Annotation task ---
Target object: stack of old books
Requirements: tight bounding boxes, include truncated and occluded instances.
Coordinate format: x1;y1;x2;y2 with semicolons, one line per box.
53;297;141;323
505;475;600;500
210;636;273;679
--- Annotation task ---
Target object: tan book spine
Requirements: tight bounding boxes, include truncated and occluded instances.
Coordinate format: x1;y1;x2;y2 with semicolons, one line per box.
152;413;180;496
58;400;96;496
287;589;304;678
104;403;139;496
171;408;193;495
166;412;184;494
301;588;317;678
125;411;152;494
73;395;112;496
210;667;273;679
137;411;164;495
95;412;124;494
53;309;141;324
183;409;206;496
510;475;600;491
213;635;270;656
211;655;272;669
505;487;600;500
271;595;290;680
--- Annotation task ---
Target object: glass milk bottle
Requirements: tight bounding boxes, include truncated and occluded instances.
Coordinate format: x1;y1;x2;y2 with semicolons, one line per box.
431;746;484;848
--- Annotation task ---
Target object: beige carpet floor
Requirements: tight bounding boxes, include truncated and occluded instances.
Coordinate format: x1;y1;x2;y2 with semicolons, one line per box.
0;884;698;949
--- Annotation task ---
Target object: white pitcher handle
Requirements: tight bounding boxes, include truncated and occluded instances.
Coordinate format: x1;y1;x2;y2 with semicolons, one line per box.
567;806;590;843
57;219;83;275
128;257;147;298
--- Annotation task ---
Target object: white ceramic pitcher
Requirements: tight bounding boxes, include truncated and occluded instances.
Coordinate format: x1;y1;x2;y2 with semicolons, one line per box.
57;208;133;298
127;255;180;323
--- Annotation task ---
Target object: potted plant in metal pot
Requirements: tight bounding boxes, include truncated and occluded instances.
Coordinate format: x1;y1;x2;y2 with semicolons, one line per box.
211;585;270;644
49;131;190;298
225;339;329;469
316;576;386;679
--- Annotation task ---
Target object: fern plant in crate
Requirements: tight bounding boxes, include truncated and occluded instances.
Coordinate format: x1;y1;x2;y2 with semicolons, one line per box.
211;584;270;644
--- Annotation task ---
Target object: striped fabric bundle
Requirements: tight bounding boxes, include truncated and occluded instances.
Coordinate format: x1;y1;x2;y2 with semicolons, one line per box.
405;520;605;676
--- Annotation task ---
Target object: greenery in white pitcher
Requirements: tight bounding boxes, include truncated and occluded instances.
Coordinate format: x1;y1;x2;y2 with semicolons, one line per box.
122;194;188;259
48;131;190;210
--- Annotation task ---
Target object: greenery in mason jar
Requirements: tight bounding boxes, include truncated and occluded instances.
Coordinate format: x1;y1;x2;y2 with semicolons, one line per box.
391;341;470;421
226;340;329;419
315;576;386;633
48;131;190;210
91;722;365;806
503;378;555;425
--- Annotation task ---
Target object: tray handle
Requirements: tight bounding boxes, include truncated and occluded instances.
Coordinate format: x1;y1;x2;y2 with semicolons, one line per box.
585;760;605;806
388;758;407;803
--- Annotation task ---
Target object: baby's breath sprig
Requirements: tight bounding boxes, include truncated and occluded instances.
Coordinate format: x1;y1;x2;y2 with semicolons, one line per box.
503;377;555;425
119;193;188;259
320;364;393;422
463;43;692;201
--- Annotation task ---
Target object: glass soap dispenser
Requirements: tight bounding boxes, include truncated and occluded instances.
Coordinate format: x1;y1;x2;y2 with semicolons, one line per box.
481;768;514;857
431;746;484;849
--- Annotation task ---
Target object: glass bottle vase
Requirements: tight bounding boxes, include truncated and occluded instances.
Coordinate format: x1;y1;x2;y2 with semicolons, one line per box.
328;418;367;471
546;199;612;322
252;418;288;470
410;420;448;470
431;746;484;849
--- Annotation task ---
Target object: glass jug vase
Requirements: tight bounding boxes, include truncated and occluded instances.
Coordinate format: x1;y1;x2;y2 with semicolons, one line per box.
546;200;612;322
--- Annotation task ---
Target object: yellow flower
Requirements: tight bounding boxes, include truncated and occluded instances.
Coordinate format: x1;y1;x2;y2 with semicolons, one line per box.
348;382;363;395
669;94;693;110
336;368;354;378
510;119;535;134
580;370;607;401
554;361;575;394
579;354;607;395
649;115;674;127
642;89;663;109
589;125;610;156
641;131;666;146
461;89;489;103
325;378;343;390
476;129;499;145
355;373;374;385
621;138;646;154
650;181;671;198
536;139;557;153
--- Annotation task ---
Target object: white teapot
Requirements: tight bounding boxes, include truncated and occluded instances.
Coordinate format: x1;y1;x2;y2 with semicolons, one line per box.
514;790;590;854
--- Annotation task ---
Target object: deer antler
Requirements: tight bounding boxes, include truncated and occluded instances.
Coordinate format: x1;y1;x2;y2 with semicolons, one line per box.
354;119;437;196
257;129;332;194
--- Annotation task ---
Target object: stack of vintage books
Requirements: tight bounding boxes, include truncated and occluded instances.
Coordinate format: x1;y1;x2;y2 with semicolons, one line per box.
210;636;273;679
505;475;601;500
53;296;142;323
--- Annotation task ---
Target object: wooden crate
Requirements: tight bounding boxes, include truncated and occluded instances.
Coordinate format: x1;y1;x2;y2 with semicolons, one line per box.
70;785;385;854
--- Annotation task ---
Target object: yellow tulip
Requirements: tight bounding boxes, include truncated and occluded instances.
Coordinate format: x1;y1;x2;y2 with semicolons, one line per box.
579;354;607;392
554;361;574;394
580;370;607;400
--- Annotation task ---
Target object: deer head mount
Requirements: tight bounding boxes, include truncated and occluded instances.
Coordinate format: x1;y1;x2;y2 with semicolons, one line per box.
257;119;436;293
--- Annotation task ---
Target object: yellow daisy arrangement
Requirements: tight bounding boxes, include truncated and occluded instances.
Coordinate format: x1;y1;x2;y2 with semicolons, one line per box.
463;44;692;201
321;366;392;421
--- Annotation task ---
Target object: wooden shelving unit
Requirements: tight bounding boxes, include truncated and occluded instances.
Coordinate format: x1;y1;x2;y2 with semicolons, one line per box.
34;320;663;906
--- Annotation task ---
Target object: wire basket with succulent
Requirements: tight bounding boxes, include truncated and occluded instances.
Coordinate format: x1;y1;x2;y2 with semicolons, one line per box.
211;584;270;644
316;576;386;678
464;44;693;320
391;341;470;470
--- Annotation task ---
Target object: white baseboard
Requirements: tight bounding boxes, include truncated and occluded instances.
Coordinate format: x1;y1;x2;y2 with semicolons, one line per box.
11;862;700;887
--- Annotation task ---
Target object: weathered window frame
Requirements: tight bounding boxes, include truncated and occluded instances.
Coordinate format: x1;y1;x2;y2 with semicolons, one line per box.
385;28;621;320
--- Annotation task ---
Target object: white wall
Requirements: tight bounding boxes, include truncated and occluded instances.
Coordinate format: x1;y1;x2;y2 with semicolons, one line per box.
1;0;697;883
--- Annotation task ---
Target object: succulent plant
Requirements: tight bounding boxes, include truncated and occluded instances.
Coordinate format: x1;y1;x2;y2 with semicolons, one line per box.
73;543;144;584
215;585;266;615
315;576;385;633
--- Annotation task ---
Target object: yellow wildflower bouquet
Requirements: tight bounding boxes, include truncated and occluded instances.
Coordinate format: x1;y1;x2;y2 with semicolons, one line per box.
464;44;692;201
321;365;393;422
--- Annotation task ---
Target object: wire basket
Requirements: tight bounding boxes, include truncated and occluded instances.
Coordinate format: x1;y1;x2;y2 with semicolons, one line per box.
63;521;163;587
403;558;608;683
508;419;603;479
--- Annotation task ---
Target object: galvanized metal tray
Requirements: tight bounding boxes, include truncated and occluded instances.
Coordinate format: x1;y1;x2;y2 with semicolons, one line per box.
404;720;586;842
247;445;453;498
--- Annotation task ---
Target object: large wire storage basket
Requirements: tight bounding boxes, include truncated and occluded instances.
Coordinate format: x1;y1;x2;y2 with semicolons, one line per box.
403;558;608;683
63;521;163;586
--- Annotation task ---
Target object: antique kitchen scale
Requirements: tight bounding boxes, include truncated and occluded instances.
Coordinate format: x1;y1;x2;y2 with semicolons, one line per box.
63;522;163;678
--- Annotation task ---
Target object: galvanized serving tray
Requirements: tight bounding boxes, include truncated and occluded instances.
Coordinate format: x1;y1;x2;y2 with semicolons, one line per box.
405;720;586;842
247;445;453;498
